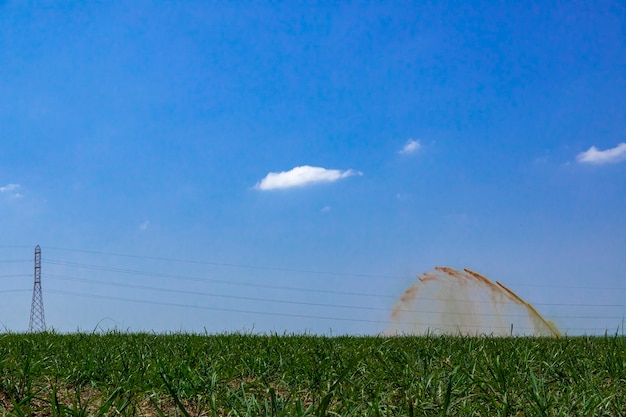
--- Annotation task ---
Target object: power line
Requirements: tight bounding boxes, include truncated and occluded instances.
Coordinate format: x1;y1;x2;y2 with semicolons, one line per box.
46;288;622;333
47;274;390;313
43;259;389;299
46;289;393;325
2;245;622;335
45;288;556;332
43;247;626;291
512;282;626;291
45;246;404;280
43;260;626;308
23;246;625;334
45;274;626;321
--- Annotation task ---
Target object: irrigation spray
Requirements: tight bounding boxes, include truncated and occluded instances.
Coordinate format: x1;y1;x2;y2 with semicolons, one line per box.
388;267;560;337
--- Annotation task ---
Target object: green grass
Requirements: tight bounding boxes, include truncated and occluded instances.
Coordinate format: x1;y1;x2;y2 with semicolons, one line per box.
1;331;625;416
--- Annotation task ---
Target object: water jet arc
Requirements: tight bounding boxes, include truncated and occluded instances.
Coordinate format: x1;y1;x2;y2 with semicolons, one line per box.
388;267;559;337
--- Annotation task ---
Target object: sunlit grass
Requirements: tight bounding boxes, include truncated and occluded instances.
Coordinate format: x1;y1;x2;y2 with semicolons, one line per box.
0;331;624;416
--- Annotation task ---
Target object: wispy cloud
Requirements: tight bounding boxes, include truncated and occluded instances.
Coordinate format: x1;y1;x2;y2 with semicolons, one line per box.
399;139;421;155
255;165;362;191
139;220;150;231
0;184;20;193
0;183;23;199
577;143;626;165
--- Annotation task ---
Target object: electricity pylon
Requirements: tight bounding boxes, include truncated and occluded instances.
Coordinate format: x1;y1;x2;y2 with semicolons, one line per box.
28;245;46;332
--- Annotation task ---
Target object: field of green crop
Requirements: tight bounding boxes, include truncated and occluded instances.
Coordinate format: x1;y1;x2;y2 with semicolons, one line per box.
0;332;625;416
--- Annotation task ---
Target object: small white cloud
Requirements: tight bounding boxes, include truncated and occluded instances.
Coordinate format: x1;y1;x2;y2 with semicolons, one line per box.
321;206;332;213
0;184;20;193
399;139;421;155
139;220;150;231
577;143;626;165
0;184;22;199
255;165;362;191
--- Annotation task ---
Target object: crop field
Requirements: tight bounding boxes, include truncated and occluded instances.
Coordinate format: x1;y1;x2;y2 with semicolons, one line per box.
0;332;625;416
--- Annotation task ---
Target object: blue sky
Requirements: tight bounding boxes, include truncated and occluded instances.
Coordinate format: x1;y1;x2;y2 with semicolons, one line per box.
1;1;625;335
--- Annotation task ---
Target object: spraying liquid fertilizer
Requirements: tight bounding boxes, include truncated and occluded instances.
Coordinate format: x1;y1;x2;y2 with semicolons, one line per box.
388;267;560;337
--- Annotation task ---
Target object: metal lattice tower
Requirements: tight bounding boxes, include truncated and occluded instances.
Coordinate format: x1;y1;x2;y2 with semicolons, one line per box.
29;245;46;332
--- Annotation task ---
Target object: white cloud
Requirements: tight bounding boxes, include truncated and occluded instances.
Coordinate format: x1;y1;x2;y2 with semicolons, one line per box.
139;220;150;231
321;206;332;213
399;139;421;155
0;184;20;193
255;165;362;191
0;183;22;199
577;143;626;165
